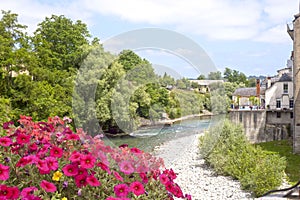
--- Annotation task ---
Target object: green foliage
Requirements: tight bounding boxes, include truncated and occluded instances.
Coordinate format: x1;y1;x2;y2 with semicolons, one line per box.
33;14;91;70
223;67;247;84
256;140;300;185
207;71;222;80
199;120;286;197
197;74;206;80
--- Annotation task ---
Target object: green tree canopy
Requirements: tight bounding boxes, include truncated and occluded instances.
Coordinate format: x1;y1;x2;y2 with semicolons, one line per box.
207;71;222;80
33;15;91;70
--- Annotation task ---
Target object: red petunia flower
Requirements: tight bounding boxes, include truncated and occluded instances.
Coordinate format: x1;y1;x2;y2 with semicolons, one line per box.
74;175;88;188
114;183;130;198
130;147;143;154
9;186;20;200
16;133;31;145
87;175;101;187
80;154;96;169
0;137;12;147
62;164;78;176
130;181;145;196
0;185;13;199
49;146;63;158
96;162;111;174
40;180;57;193
0;164;10;180
139;172;148;184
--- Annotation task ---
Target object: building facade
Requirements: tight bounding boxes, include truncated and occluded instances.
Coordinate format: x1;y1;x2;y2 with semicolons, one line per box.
287;11;300;153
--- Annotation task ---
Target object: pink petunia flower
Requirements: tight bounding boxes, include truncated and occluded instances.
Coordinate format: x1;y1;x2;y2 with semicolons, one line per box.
62;164;78;176
139;173;148;184
0;137;12;147
49;146;63;158
69;151;82;162
80;154;96;169
16;156;35;167
96;162;111;174
119;161;134;175
16;133;31;145
36;159;49;173
0;185;13;199
29;143;38;152
106;197;130;200
21;187;38;198
40;180;57;193
9;186;20;200
130;181;145;196
113;171;124;182
159;174;169;185
77;167;88;177
74;175;88;188
0;164;9;180
87;175;101;187
114;184;130;198
45;157;59;171
65;134;80;141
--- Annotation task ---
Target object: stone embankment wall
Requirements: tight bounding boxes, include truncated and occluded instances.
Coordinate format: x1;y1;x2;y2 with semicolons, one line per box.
229;110;291;143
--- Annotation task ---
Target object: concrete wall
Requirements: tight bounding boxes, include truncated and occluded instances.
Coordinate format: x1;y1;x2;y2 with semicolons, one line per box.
230;110;291;143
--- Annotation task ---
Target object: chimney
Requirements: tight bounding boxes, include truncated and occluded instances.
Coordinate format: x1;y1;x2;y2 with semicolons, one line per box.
256;79;260;97
267;77;271;88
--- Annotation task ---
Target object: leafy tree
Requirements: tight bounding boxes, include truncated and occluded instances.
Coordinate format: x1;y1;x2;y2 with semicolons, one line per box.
197;74;206;80
223;67;247;84
160;72;175;87
117;50;144;71
208;71;222;80
0;10;32;97
32;15;91;70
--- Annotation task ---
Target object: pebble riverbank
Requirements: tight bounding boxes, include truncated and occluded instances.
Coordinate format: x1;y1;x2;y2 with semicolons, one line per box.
153;133;254;200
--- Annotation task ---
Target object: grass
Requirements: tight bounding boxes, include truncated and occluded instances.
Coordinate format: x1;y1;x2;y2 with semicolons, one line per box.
256;140;300;184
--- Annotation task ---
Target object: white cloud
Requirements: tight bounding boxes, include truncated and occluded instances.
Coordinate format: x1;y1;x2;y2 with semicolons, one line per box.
254;24;291;44
1;0;299;43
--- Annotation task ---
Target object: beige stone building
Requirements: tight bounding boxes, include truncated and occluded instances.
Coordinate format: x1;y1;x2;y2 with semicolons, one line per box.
287;11;300;153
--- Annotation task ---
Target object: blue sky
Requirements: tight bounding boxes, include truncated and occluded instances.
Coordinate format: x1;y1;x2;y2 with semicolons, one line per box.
2;0;299;78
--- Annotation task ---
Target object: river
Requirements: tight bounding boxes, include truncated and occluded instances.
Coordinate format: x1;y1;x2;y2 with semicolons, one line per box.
103;116;213;152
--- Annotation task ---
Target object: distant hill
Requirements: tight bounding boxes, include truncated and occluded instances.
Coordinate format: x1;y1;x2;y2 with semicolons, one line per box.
248;75;266;80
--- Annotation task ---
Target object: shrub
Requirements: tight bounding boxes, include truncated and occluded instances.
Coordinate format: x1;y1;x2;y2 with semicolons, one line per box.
199;119;286;197
0;116;192;200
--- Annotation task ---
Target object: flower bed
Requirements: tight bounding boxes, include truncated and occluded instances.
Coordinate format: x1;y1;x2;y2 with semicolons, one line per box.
0;116;191;200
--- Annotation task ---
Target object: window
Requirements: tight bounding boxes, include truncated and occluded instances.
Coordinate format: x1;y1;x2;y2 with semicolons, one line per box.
291;112;294;119
283;84;288;93
276;99;281;108
276;112;281;118
290;99;294;108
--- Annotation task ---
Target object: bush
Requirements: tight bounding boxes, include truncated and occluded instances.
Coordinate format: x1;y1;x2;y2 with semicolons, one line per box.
199;119;286;197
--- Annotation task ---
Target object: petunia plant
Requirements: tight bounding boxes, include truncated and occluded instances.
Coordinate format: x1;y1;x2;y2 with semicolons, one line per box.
0;116;192;200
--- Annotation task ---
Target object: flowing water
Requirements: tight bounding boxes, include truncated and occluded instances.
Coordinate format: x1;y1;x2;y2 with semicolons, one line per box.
103;116;213;152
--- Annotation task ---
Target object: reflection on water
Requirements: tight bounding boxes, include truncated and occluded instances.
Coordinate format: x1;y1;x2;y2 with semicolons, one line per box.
103;116;214;152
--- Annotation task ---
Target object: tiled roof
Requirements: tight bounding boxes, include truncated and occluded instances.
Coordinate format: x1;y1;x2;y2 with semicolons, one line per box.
278;73;292;82
233;87;260;97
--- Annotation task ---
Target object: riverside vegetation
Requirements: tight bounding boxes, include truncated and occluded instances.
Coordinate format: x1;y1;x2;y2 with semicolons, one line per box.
199;120;286;197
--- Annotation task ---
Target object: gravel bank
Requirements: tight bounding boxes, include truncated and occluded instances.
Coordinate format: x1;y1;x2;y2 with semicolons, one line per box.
153;133;253;200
